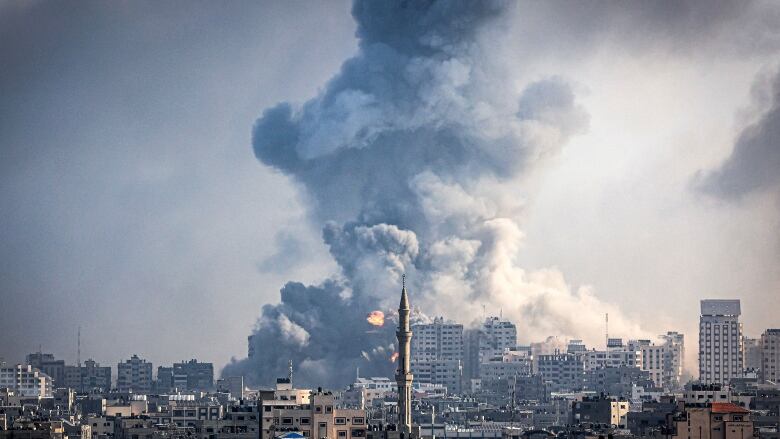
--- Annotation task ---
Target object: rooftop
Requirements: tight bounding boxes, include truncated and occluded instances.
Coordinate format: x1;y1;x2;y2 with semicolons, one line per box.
711;403;749;414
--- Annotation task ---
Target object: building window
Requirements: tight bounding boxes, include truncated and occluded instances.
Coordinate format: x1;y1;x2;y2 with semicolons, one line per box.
338;432;347;438
300;418;310;425
352;418;364;425
335;418;346;425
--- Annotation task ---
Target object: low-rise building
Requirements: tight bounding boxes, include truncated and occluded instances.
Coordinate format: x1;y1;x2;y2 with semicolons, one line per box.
571;396;630;427
262;391;367;439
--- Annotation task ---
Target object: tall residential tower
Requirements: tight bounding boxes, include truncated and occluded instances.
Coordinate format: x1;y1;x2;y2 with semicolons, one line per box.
699;299;743;384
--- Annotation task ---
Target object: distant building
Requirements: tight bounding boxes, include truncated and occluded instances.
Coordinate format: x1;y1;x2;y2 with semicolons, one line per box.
742;336;761;374
411;317;463;393
659;331;685;390
760;328;780;383
25;353;65;387
0;364;53;397
64;359;112;392
699;300;743;384
478;317;518;363
177;359;213;390
583;348;642;371
584;366;653;398
464;317;517;387
480;349;533;383
571;395;630;427
156;360;213;393
567;340;587;354
217;376;245;400
627;339;665;388
536;353;583;393
116;355;152;393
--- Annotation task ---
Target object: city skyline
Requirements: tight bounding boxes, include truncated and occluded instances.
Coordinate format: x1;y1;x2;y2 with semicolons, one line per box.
2;0;780;381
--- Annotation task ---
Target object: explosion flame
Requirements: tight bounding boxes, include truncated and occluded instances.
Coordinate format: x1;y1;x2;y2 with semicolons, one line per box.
366;310;385;327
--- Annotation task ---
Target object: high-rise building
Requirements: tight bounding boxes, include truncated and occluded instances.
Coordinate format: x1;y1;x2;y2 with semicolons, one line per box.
410;316;463;393
698;299;743;384
478;317;517;362
759;329;780;383
64;359;112;392
464;317;518;383
117;354;153;393
395;277;413;434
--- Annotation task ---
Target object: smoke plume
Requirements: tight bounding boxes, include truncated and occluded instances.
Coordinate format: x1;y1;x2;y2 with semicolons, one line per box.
223;0;644;388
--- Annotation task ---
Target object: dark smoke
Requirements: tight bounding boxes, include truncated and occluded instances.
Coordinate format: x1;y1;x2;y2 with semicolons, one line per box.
694;68;780;199
223;0;641;389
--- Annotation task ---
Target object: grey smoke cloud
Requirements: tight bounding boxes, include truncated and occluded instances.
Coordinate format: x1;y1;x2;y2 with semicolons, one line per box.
228;0;642;388
695;69;780;199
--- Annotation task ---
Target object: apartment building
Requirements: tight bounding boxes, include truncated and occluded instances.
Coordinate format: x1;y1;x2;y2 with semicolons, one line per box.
116;355;153;393
699;300;743;385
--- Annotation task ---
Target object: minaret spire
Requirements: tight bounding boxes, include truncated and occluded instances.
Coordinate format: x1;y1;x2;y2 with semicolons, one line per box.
396;274;413;434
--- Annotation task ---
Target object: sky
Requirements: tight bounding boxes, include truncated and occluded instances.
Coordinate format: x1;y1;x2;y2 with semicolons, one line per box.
1;1;779;380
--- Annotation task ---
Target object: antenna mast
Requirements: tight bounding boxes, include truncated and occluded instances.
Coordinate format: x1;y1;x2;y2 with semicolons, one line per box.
605;313;609;349
77;326;81;367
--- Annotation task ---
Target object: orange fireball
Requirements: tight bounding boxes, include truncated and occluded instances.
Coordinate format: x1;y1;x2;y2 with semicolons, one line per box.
390;352;399;363
366;310;385;327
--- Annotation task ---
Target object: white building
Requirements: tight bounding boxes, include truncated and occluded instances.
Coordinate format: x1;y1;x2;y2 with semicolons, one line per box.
0;364;53;397
117;354;153;393
699;299;743;384
627;339;664;388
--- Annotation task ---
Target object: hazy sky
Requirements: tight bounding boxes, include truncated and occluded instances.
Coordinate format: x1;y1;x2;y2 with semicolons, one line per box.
1;1;778;375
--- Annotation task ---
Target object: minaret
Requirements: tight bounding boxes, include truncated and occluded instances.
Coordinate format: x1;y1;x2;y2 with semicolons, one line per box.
396;274;413;434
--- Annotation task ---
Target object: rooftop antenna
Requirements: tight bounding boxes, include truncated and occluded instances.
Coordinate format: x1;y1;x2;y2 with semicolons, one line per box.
288;359;293;386
77;326;81;367
605;313;609;350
